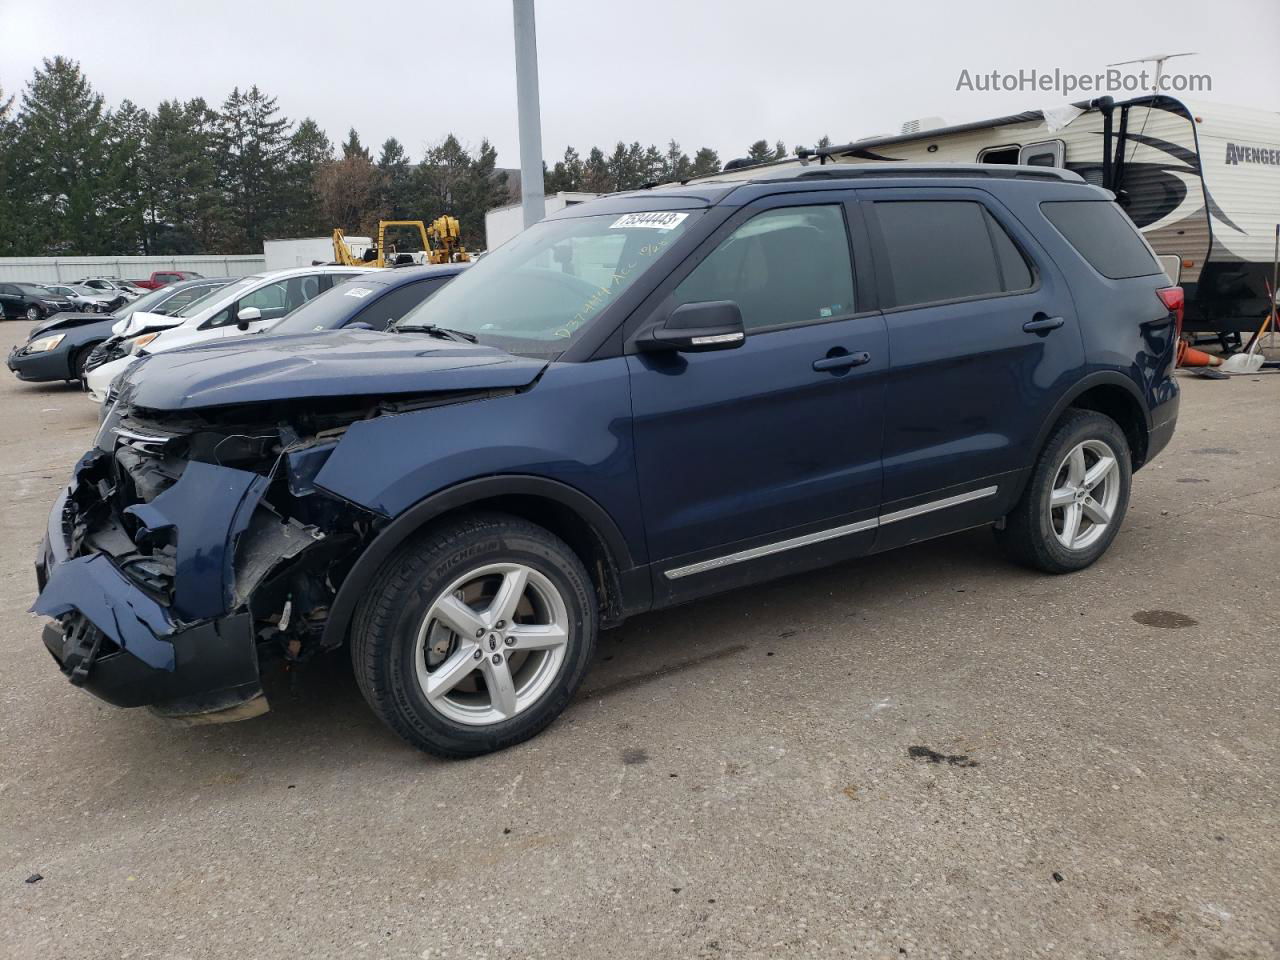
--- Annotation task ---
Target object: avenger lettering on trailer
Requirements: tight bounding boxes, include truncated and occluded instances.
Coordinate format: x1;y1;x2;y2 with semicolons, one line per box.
1224;142;1280;166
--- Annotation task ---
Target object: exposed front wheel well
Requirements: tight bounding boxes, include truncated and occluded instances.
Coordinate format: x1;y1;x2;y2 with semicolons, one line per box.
412;495;626;628
1067;385;1149;469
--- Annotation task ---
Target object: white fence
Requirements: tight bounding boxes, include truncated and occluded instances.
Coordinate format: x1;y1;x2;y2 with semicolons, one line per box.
0;254;265;284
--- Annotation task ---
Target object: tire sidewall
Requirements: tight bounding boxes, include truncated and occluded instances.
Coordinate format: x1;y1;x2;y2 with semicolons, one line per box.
379;525;595;754
1029;414;1132;569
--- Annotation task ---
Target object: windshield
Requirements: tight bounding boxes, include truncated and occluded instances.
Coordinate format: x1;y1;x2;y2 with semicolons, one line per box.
175;275;259;318
393;210;702;358
114;282;216;320
270;277;391;334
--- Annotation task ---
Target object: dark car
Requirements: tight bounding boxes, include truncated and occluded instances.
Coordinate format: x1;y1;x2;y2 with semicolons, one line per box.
33;165;1180;759
0;282;77;322
7;277;230;382
267;264;466;336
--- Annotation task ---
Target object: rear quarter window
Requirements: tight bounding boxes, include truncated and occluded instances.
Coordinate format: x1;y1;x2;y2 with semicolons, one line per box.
1040;200;1160;280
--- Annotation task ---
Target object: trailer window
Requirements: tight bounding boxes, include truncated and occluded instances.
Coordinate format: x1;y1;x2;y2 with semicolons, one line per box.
978;145;1020;165
1040;200;1161;279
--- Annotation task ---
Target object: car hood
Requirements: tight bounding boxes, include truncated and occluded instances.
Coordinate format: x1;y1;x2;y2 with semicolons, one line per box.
29;312;117;338
124;329;549;411
119;310;185;337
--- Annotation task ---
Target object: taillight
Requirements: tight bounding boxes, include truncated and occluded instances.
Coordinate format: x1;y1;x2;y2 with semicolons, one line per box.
1157;286;1185;338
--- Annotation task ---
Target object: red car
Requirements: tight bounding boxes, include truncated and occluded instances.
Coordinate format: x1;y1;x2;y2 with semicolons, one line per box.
130;270;205;290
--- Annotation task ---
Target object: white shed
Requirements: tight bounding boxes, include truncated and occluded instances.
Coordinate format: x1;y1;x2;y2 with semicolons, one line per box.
484;192;601;252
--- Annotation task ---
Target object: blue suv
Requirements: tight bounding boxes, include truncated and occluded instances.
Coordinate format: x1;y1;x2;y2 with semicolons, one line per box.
34;165;1180;757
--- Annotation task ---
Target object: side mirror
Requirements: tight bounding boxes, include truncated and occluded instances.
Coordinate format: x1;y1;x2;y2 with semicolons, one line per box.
638;300;746;353
236;306;262;331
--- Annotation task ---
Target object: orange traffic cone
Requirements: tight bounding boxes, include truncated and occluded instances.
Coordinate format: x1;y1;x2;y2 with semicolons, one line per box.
1177;340;1223;368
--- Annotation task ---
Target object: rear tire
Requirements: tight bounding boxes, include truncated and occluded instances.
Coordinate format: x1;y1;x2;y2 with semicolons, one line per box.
996;410;1132;574
351;512;597;758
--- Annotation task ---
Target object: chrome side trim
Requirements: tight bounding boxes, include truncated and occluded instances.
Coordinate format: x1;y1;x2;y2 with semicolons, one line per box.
662;485;1000;580
878;485;999;525
664;517;878;580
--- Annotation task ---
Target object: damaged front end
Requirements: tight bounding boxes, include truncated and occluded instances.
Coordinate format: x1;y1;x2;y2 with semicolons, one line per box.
33;387;381;723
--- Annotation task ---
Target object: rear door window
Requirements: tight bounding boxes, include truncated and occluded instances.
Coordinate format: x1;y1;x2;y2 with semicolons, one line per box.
1040;200;1161;279
674;204;855;332
872;200;1034;307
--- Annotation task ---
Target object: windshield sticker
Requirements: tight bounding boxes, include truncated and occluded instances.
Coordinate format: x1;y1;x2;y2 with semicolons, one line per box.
344;287;375;299
610;212;689;231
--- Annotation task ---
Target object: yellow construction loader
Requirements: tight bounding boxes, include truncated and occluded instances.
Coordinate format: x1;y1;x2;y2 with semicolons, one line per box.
332;217;471;268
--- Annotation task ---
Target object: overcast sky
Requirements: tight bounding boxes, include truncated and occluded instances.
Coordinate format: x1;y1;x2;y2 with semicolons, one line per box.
2;0;1276;165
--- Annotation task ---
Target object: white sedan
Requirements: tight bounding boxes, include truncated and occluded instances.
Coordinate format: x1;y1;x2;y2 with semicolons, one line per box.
85;265;369;405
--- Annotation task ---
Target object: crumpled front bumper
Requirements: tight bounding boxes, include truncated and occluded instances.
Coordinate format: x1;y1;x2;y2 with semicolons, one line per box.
33;466;267;720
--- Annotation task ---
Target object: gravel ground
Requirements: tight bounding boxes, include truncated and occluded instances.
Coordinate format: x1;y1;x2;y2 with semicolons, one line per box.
1;319;1277;960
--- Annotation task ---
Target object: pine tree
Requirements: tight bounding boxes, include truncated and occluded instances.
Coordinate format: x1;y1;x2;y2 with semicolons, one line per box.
582;146;610;193
283;117;333;235
690;147;721;178
149;98;223;253
661;140;692;183
342;128;370;161
545;145;583;193
745;139;774;165
218;85;293;249
14;57;113;255
101;100;152;254
376;136;414;219
0;85;17;255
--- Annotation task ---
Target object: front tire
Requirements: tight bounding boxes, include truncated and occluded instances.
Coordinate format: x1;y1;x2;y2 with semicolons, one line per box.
996;410;1132;573
26;305;42;322
351;512;597;758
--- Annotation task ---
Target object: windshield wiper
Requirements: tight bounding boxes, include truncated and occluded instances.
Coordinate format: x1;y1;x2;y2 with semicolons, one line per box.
393;324;477;343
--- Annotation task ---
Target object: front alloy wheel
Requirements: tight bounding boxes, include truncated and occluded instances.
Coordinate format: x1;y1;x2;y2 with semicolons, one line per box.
26;305;42;322
415;562;570;725
352;513;596;758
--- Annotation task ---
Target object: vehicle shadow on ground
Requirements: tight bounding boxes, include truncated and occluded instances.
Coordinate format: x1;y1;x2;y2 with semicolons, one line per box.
95;526;1017;777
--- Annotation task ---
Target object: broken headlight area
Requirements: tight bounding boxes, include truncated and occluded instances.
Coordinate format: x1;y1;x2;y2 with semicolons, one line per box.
63;395;393;667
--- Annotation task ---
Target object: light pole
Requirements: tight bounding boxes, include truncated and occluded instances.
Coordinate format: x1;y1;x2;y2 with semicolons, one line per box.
512;0;546;229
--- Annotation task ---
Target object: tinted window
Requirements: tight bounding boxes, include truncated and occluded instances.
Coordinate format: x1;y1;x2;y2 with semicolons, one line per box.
271;277;392;334
989;215;1033;291
353;279;449;330
674;205;854;331
874;201;1032;307
1041;200;1160;279
156;283;221;315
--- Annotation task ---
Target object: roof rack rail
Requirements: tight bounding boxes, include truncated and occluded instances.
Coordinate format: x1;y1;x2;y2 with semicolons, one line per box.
751;162;1084;184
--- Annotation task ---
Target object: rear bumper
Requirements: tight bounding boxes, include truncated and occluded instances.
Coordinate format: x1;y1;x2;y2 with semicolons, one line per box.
33;481;265;718
1146;390;1180;465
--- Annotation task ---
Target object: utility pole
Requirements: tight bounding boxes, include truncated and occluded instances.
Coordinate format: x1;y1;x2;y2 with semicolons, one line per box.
512;0;546;229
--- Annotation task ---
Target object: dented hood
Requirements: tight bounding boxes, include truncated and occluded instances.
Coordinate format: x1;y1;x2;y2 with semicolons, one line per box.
29;312;117;338
123;329;548;411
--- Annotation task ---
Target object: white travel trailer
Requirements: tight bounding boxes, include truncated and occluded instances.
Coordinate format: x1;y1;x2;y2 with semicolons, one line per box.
720;96;1280;337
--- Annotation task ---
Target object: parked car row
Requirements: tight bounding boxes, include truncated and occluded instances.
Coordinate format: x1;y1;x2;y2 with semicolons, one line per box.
27;165;1182;761
7;277;234;382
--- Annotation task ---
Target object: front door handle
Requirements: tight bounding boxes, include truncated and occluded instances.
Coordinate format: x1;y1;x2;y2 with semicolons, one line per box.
1023;314;1065;334
813;351;871;373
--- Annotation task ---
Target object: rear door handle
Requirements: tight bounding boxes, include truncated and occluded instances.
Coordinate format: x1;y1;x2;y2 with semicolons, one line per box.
813;351;871;372
1023;315;1065;334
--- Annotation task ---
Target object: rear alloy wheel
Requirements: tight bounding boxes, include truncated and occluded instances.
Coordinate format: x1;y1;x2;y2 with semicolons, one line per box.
996;410;1132;573
352;513;596;757
26;305;42;322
